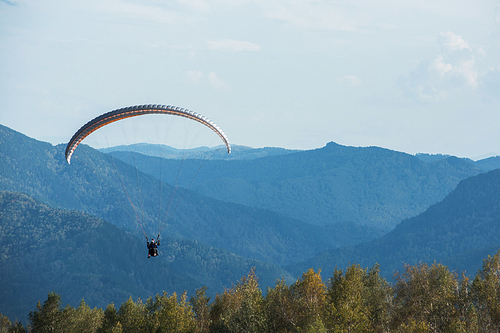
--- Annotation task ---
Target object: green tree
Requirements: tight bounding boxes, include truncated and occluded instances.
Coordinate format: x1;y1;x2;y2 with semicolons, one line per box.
99;303;119;333
28;292;64;333
472;250;500;332
324;264;371;333
146;291;196;333
64;299;104;333
210;269;266;333
292;268;326;330
7;322;27;333
117;297;147;333
111;322;123;333
264;268;326;333
0;314;10;333
265;278;296;333
300;318;327;333
363;264;392;332
391;263;463;332
190;287;211;333
456;274;478;333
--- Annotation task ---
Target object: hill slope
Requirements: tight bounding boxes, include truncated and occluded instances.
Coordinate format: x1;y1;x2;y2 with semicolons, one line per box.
290;169;500;278
0;191;292;322
110;141;483;230
0;124;380;267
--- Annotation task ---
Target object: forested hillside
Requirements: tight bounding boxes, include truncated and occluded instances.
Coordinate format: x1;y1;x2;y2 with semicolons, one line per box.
290;168;500;279
4;124;500;331
0;125;380;267
6;252;500;332
110;141;483;230
0;191;292;322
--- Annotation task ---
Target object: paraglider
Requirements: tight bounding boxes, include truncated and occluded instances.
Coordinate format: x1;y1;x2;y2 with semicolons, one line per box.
65;104;231;258
147;236;160;258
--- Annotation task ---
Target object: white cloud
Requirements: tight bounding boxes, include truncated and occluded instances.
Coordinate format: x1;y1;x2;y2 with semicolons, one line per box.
430;55;477;88
439;31;471;51
207;39;261;52
432;55;452;77
415;85;448;102
484;66;500;96
400;31;480;102
456;59;478;88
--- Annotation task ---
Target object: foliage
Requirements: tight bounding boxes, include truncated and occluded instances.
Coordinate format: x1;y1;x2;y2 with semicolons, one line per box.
190;287;211;333
28;293;103;333
5;251;500;332
391;263;463;332
209;269;266;333
472;251;500;332
324;264;391;333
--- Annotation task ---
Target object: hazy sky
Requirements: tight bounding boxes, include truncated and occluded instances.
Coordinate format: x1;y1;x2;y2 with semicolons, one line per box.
1;0;500;158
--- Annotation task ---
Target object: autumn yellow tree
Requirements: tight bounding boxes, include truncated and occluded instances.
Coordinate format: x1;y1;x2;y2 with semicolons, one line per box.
210;268;266;333
392;263;464;332
324;264;390;333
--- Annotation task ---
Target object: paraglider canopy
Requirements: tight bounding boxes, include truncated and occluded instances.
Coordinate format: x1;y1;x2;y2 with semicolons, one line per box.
65;104;231;164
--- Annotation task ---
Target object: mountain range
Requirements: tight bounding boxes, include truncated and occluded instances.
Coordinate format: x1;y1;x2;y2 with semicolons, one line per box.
289;168;500;279
2;123;500;322
108;141;484;230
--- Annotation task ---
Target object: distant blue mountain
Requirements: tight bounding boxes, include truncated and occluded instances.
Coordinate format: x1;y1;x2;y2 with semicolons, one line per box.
289;168;500;279
99;143;299;160
109;141;483;231
0;124;379;268
416;153;500;171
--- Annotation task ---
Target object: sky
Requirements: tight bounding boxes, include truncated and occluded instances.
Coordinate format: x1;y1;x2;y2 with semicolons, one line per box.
1;0;500;159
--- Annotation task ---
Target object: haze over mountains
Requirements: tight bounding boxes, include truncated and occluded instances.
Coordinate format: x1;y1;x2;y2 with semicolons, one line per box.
2;123;500;322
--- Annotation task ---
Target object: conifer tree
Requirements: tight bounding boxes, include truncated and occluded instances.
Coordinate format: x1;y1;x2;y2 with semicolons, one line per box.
0;314;10;333
28;292;64;333
99;303;119;333
116;297;147;333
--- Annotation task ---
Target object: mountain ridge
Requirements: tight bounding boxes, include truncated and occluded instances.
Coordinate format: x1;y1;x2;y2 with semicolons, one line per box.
0;124;381;267
289;168;500;279
109;141;484;230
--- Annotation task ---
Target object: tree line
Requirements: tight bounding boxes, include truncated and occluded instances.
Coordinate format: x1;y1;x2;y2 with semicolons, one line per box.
3;250;500;333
